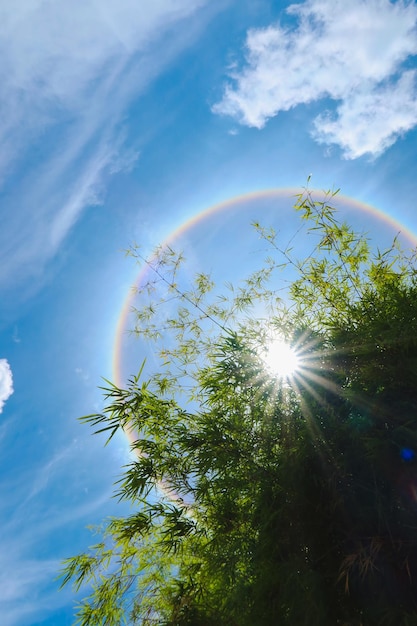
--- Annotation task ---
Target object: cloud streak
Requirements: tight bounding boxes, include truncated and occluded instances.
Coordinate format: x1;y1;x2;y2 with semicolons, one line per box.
214;0;417;158
0;490;114;626
0;0;209;294
0;360;13;413
0;433;117;626
0;0;207;174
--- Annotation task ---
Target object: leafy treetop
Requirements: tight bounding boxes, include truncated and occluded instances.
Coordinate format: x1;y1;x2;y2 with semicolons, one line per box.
61;187;417;626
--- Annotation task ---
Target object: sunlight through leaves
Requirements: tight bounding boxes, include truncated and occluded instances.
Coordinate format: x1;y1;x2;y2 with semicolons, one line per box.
262;338;300;379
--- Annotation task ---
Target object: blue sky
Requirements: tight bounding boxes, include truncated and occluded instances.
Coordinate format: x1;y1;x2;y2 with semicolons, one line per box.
1;0;417;623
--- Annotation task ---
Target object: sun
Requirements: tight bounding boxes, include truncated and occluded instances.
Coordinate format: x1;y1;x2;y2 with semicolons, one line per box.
263;339;300;379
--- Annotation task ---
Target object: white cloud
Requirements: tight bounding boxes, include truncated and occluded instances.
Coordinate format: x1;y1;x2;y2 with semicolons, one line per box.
75;367;91;384
313;70;417;159
214;0;417;158
0;0;210;292
0;359;13;413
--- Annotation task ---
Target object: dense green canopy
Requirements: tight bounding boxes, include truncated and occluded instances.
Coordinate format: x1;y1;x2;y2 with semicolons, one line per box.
61;188;417;625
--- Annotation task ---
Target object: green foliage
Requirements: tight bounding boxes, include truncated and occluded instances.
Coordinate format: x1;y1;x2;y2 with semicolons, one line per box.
61;187;417;625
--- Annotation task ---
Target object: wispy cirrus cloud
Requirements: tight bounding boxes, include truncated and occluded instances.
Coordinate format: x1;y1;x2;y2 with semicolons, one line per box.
0;0;208;176
0;492;115;626
214;0;417;159
0;434;116;626
0;555;65;626
0;359;13;413
0;0;210;293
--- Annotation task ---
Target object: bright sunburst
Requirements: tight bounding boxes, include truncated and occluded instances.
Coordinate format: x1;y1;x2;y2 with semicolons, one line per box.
263;339;300;379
